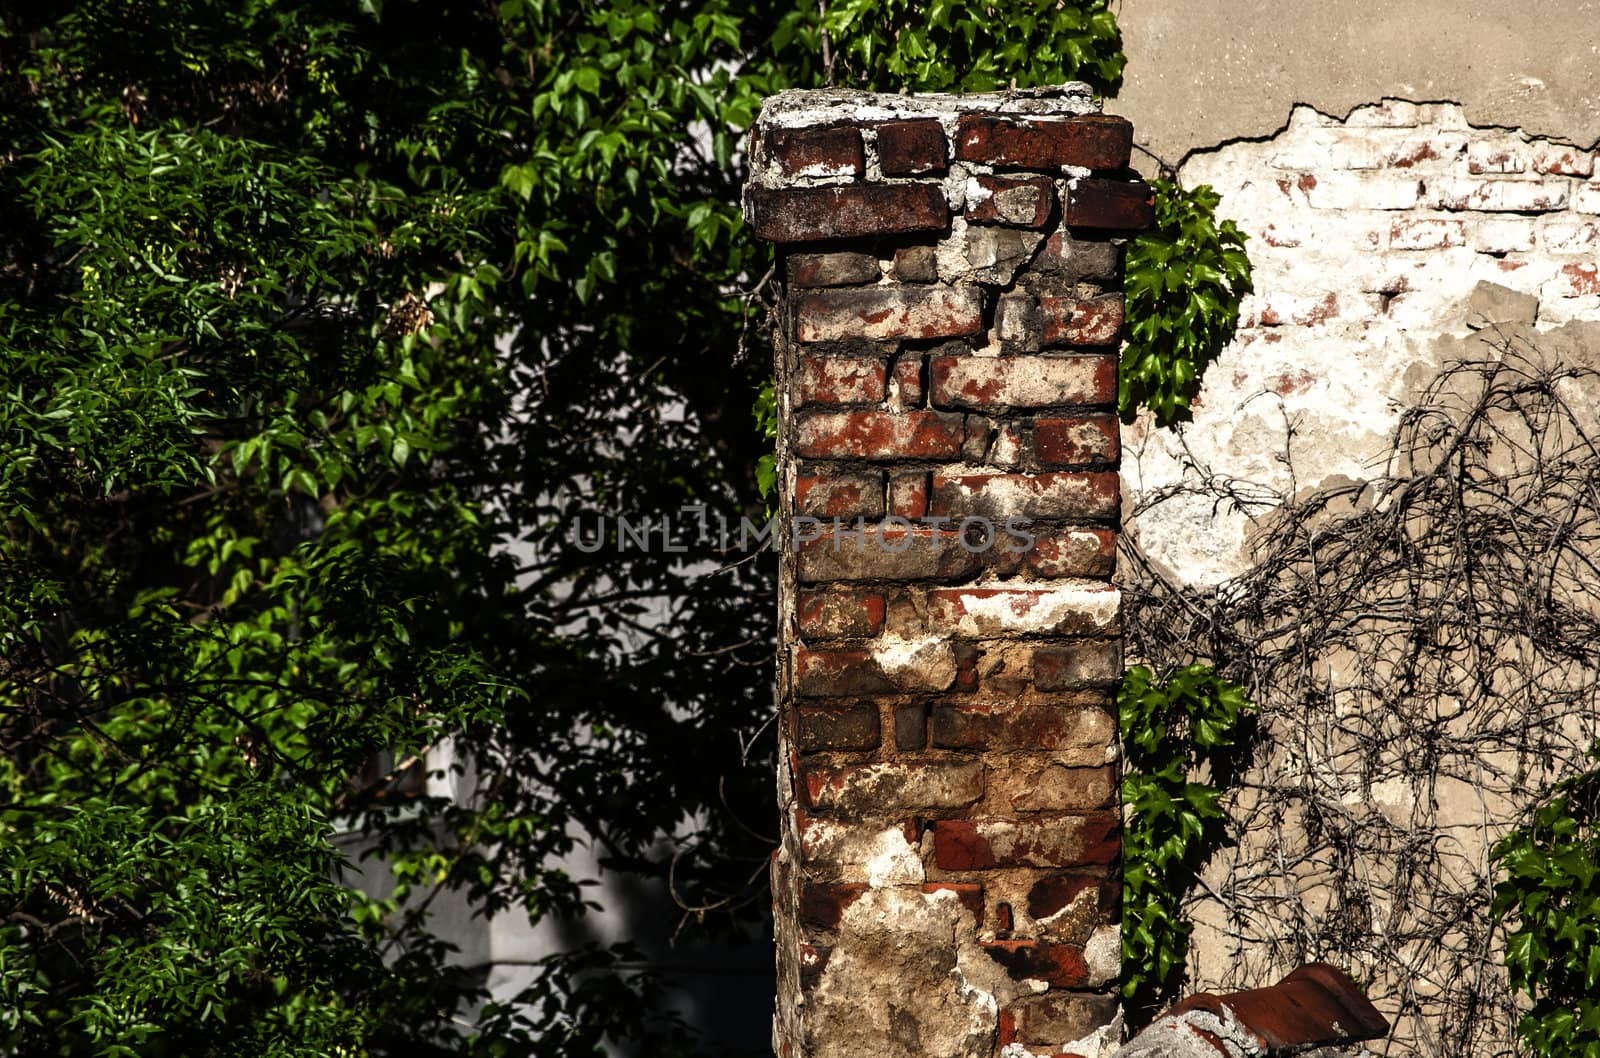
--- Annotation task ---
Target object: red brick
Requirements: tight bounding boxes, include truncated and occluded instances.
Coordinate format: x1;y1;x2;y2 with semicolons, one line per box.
1022;528;1117;579
767;125;864;179
967;175;1056;228
798;942;830;985
983;941;1091;988
796;645;957;696
894;702;928;751
797;356;888;406
1066;178;1155;230
924;586;1121;638
930;472;1120;521
932;816;1121;869
788;250;880;287
876;119;947;175
796;472;884;519
1035;416;1119;467
1558;262;1600;296
1017;992;1121;1043
892;355;924;406
1039;294;1125;346
922;882;984;924
747;184;949;243
931;698;1115;753
796;410;966;459
802;760;984;814
1533;144;1594;176
888;471;929;518
1033;640;1122;689
796;703;881;751
798;882;868;930
1027;873;1119;921
955;114;1132;171
798;527;983;583
797;286;983;343
1036;233;1123;281
930;355;1117;410
797;590;887;639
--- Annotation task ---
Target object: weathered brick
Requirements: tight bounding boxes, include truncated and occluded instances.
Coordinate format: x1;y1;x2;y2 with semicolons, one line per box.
1471;218;1537;253
1346;100;1419;127
796;703;881;751
983;941;1091;988
1532;144;1595;176
876;119;947;175
1036;232;1122;281
1556;262;1600;297
1303;173;1422;210
1466;140;1527;175
1040;294;1124;347
955;114;1132;171
938;223;1045;284
923;585;1121;637
798;942;830;986
747;184;949;243
1022;528;1117;579
797;285;983;343
1066;178;1154;230
1033;640;1122;689
930;355;1117;410
1540;220;1600;253
893;702;928;751
933;815;1121;869
967;175;1055;228
803;761;984;814
797;881;868;930
1026;873;1119;921
795;410;966;459
1572;183;1600;215
989;762;1116;812
796;590;886;639
1018;992;1121;1044
767;125;864;179
1389;218;1467;251
995;295;1044;352
797;355;888;406
796;471;884;519
888;471;929;518
1035;416;1119;467
892;243;939;283
930;472;1120;521
891;355;925;406
1430;178;1568;212
798;527;984;583
794;644;956;696
931;698;1115;759
922;882;984;924
788;250;880;287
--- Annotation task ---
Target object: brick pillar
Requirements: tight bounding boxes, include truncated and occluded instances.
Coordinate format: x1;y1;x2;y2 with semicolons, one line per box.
745;86;1152;1058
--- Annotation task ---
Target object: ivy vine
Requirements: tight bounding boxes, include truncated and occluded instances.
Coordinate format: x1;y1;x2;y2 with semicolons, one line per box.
1121;179;1254;426
1492;742;1600;1058
1119;663;1255;1024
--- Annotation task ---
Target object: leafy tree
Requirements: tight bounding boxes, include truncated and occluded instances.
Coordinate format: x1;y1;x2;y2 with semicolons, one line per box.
1;1;1246;1054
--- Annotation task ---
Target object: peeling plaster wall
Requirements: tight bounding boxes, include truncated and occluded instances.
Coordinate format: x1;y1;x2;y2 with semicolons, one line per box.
1126;100;1600;584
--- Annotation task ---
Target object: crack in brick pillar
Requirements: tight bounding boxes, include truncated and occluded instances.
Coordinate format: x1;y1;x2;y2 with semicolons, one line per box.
745;86;1153;1058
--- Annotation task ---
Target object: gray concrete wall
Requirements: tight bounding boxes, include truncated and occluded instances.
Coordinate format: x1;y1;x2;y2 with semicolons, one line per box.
1110;0;1600;170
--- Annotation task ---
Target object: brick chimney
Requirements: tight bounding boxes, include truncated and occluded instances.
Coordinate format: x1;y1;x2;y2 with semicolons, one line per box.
745;86;1152;1058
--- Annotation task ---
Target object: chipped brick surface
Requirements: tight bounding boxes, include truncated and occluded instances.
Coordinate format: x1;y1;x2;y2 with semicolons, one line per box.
749;85;1142;1058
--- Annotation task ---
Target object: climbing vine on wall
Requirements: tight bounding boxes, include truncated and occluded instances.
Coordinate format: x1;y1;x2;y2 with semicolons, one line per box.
1121;179;1254;426
1119;663;1255;1024
1492;742;1600;1058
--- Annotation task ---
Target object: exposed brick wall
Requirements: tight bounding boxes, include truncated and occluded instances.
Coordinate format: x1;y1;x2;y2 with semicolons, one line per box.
745;87;1151;1058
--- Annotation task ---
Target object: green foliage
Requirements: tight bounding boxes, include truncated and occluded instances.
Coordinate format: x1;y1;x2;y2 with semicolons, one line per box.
1119;664;1254;1024
754;379;779;506
820;0;1123;94
1491;744;1600;1058
1121;179;1254;426
1;1;834;1053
